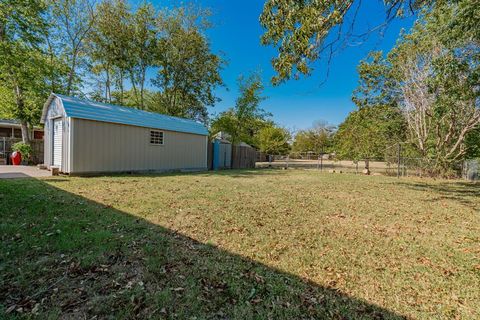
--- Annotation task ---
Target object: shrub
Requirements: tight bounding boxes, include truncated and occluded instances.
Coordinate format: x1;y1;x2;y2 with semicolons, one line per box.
12;142;33;159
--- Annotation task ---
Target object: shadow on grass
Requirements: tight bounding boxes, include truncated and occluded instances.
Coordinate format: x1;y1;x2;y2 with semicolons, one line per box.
0;177;405;319
395;180;480;210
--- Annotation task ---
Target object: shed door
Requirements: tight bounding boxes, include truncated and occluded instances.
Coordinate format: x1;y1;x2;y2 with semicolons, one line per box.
53;119;63;167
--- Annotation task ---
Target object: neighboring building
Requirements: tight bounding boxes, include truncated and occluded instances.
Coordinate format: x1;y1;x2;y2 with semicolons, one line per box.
40;93;208;174
0;119;44;140
211;131;256;170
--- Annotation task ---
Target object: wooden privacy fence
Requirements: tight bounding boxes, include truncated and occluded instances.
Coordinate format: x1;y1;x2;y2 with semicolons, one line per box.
231;145;256;169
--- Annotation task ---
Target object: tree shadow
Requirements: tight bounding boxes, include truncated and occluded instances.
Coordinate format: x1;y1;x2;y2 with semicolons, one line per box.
0;178;405;319
394;180;480;210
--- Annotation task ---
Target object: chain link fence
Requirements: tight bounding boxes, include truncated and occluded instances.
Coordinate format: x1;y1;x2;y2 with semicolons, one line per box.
256;146;477;180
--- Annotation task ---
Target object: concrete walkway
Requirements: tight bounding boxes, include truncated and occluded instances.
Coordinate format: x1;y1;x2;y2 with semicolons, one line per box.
0;165;52;179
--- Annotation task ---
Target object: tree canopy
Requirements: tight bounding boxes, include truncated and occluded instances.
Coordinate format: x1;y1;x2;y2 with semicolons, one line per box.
259;0;479;85
256;124;291;155
0;0;224;141
333;0;479;174
210;73;271;146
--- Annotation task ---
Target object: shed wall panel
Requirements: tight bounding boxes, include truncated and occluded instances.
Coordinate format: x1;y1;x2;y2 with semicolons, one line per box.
71;118;207;173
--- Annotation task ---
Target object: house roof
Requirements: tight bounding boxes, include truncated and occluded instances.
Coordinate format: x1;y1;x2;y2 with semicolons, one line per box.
41;94;208;136
0;119;20;126
0;119;43;130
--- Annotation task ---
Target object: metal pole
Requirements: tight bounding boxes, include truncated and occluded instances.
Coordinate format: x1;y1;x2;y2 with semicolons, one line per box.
397;143;402;178
317;156;320;170
320;154;323;171
286;155;289;169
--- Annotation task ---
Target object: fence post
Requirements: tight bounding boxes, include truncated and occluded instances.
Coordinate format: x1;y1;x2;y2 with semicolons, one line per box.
397;143;402;178
286;155;289;169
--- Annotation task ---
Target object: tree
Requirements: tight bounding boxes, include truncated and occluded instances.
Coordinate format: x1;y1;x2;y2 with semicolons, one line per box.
126;2;156;109
88;0;131;104
151;7;224;122
256;124;291;155
333;104;405;163
50;0;96;95
292;121;335;154
0;0;66;142
465;126;480;159
211;73;271;146
259;0;480;85
387;3;480;173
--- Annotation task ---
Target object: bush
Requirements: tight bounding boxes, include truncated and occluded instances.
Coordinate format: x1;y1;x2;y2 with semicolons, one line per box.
12;142;33;159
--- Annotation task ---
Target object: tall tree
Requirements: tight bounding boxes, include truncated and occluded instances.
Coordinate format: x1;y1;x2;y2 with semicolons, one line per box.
348;1;479;173
211;73;271;146
126;3;156;109
333;104;406;162
151;7;223;122
0;0;64;142
259;0;452;85
88;0;131;104
389;3;479;172
256;124;291;155
292;121;335;154
50;0;96;95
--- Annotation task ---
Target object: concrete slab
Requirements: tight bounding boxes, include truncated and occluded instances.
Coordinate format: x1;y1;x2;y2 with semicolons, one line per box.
0;165;52;179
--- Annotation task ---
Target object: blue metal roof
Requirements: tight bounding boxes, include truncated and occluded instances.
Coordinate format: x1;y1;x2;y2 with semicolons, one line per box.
53;94;208;136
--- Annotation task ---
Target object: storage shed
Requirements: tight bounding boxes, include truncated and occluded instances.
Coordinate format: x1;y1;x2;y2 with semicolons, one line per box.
40;93;208;174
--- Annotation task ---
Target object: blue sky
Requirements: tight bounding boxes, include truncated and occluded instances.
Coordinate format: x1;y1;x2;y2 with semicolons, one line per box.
151;0;416;130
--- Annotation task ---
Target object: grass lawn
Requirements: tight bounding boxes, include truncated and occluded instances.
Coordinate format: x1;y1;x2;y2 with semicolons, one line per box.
1;170;479;319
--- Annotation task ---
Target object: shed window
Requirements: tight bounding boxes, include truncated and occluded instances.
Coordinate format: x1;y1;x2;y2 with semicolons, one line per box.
150;130;164;145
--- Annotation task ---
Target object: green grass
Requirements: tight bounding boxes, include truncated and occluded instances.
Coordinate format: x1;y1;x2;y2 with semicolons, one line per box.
1;169;479;319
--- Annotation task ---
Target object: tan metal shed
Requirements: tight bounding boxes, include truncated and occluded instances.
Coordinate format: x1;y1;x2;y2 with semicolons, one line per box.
40;94;208;174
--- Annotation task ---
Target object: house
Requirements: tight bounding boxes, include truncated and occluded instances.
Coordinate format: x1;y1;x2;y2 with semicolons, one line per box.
40;94;208;174
0;119;44;140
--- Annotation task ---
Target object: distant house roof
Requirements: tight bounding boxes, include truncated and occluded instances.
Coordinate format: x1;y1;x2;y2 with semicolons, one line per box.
41;93;208;136
0;119;43;130
0;119;20;126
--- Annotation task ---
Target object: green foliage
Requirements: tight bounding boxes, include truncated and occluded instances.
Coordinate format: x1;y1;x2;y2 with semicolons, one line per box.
1;0;224;131
387;1;479;172
338;0;479;174
0;0;68;141
211;73;271;146
256;124;291;155
151;7;224;122
334;105;406;161
292;121;335;154
465;126;480;159
259;0;451;85
12;141;33;158
50;0;96;95
86;2;223;122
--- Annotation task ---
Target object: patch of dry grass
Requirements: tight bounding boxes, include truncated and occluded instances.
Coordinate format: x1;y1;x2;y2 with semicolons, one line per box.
1;170;479;319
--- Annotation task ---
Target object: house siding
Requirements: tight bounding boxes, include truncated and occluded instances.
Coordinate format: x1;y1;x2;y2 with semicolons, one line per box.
70;118;207;174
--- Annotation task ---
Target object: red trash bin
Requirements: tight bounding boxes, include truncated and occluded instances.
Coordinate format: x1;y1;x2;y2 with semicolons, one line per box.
11;151;22;165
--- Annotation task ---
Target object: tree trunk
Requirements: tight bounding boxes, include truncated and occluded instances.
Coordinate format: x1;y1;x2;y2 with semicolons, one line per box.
13;84;30;143
105;68;111;103
20;121;30;144
66;50;78;95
